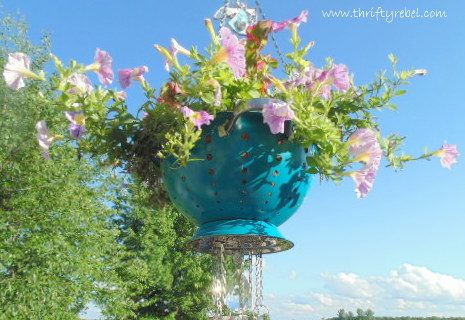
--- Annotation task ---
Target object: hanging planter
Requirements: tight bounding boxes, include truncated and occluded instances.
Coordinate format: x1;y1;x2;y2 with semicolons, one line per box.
6;8;459;255
161;99;314;254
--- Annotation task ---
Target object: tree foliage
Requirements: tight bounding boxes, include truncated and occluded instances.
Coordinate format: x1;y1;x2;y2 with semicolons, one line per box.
0;11;215;320
0;12;124;320
330;309;465;320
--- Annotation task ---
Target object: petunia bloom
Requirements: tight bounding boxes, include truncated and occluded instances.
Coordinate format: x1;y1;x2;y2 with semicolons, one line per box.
180;106;214;129
350;166;378;199
85;48;114;85
165;39;191;72
64;110;87;139
3;52;43;90
347;128;383;198
115;91;128;101
262;101;295;134
272;10;309;32
324;64;351;92
210;28;246;78
67;73;94;94
118;66;149;89
433;144;460;169
36;120;60;159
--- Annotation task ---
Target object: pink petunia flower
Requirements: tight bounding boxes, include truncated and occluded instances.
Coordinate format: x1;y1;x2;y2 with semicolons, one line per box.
64;110;87;140
180;106;214;129
3;52;43;90
118;66;149;89
36;120;59;159
165;39;191;72
433;144;460;169
327;64;351;92
272;10;309;32
210;28;246;78
67;74;94;94
347;128;383;198
115;91;128;100
350;166;378;199
262;101;295;134
93;48;114;85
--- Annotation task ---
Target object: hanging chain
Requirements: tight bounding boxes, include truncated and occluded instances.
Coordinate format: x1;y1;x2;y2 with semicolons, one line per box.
219;0;232;32
254;0;286;66
212;242;227;317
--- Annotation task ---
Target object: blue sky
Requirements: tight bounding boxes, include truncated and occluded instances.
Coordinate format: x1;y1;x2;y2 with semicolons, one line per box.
2;0;464;319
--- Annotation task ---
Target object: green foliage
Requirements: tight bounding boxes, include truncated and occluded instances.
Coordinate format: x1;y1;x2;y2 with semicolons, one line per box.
330;309;465;320
3;15;435;198
107;185;214;319
0;11;215;320
0;12;123;319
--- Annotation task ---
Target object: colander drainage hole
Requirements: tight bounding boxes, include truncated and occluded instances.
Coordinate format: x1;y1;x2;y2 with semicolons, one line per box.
241;133;249;141
181;176;187;182
208;169;215;175
275;155;282;161
242;151;249;158
274;170;280;176
242;168;248;173
264;200;269;205
268;192;272;196
216;200;221;204
207;154;213;160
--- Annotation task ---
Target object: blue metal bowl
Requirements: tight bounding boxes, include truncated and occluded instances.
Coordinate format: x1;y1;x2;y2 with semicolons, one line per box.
161;100;314;254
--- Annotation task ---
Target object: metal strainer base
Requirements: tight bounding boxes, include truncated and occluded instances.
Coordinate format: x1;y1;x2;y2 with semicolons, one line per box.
185;219;294;255
186;234;294;255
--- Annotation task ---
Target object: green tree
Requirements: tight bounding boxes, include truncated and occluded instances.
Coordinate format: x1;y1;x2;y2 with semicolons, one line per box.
105;184;214;319
0;12;125;319
1;10;216;320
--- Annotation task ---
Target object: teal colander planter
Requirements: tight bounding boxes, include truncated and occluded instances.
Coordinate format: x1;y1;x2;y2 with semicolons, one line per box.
161;99;314;254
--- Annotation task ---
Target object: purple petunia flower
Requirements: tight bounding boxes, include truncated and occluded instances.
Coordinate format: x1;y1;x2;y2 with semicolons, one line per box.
118;66;149;89
272;10;309;32
67;73;94;94
180;106;214;129
64;110;87;139
211;28;246;78
347;128;383;198
350;166;378;199
327;64;351;92
262;101;295;134
94;48;114;85
433;143;460;169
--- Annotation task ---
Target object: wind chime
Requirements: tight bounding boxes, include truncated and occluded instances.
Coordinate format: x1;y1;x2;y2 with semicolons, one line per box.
161;1;313;318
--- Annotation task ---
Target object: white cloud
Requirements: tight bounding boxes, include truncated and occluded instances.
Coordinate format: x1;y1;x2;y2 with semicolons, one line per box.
264;264;465;320
384;264;465;301
322;271;382;298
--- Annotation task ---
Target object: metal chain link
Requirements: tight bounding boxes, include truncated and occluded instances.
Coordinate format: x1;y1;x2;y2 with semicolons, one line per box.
219;0;232;33
212;242;226;317
254;0;286;66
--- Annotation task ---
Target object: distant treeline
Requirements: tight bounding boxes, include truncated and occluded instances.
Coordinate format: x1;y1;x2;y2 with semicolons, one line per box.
326;309;465;320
